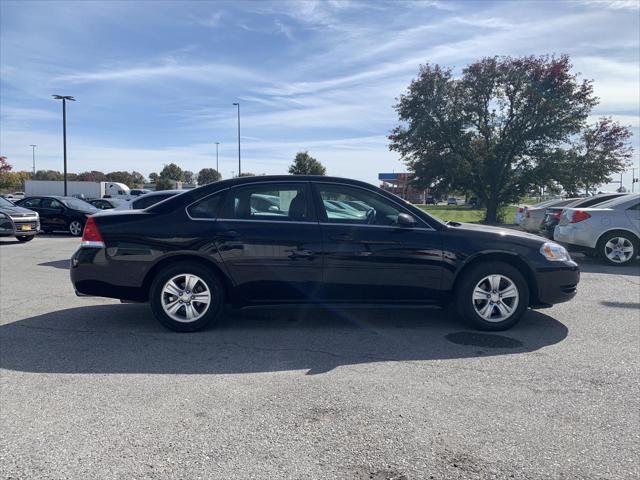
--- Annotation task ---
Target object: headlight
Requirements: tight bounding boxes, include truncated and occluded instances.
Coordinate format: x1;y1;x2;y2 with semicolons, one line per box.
540;242;570;262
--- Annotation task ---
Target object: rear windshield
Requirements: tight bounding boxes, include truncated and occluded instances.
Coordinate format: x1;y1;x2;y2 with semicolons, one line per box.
61;198;98;211
590;194;637;209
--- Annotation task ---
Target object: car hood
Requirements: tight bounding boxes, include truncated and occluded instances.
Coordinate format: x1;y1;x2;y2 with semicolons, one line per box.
450;222;548;243
0;204;37;216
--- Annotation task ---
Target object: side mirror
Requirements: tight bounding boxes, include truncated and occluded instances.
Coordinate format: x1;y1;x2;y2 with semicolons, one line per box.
397;213;416;227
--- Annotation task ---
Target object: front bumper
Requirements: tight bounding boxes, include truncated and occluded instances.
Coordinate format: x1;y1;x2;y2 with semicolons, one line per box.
533;261;580;307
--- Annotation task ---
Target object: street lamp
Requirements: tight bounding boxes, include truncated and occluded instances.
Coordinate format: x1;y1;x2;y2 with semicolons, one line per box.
232;102;241;176
52;95;75;196
29;144;37;175
215;142;220;175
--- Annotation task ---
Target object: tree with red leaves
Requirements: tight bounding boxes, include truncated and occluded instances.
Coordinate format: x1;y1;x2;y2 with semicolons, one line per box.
0;156;12;175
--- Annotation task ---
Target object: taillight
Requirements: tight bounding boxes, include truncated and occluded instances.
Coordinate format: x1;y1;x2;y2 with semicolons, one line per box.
552;211;562;220
81;216;105;248
570;210;591;223
518;207;524;213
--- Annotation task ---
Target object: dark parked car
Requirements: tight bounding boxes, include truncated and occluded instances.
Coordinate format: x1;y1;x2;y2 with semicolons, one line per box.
88;198;127;210
71;176;579;332
0;196;40;242
540;193;626;238
16;196;98;236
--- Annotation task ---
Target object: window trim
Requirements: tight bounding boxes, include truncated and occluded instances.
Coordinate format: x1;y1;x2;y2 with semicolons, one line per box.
312;181;435;231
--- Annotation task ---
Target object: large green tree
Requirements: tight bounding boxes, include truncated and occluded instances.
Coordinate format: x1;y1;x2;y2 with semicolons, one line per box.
389;55;598;222
77;170;107;182
33;170;63;181
288;151;326;175
197;168;221;185
154;177;174;191
106;171;134;187
159;163;185;182
183;170;195;184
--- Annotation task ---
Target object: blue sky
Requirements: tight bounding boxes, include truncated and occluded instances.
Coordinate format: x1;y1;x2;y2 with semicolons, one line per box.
1;0;639;188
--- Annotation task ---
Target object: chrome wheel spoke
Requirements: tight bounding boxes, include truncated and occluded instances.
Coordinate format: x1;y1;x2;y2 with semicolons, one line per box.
478;301;493;319
165;280;182;297
473;287;489;301
489;275;501;291
496;301;512;317
185;274;198;292
184;303;197;320
191;292;210;305
166;300;182;315
500;285;518;299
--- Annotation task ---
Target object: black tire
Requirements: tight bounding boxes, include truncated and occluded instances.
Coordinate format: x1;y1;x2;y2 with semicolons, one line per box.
149;262;225;332
68;220;84;237
16;235;35;242
455;261;530;331
597;231;639;266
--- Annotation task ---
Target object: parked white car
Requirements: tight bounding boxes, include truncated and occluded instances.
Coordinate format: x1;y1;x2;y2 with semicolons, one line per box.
554;193;639;266
521;198;577;232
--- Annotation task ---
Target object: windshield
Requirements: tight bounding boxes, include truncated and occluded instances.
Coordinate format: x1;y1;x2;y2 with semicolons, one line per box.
0;197;15;207
61;197;98;211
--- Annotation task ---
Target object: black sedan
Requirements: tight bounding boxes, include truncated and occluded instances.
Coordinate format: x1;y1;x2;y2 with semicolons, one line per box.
71;176;579;332
0;196;40;242
17;196;98;236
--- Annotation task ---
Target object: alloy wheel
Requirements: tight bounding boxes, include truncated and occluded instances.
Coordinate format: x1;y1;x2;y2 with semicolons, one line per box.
472;274;519;322
161;273;212;323
69;221;83;236
604;237;634;264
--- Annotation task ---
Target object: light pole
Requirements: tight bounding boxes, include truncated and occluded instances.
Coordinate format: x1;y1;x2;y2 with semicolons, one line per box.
232;102;241;176
29;144;37;175
215;142;220;175
52;95;75;196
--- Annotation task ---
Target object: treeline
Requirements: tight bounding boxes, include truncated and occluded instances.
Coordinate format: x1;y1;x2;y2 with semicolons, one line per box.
0;151;329;191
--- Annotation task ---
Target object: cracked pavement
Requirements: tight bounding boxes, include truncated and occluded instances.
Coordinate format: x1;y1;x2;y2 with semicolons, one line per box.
1;235;639;479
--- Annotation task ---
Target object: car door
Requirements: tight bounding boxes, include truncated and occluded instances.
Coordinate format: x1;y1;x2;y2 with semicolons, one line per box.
313;182;443;303
214;181;323;303
625;201;640;231
39;198;67;231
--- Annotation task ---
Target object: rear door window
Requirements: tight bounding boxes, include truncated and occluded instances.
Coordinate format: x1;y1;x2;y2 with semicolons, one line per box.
221;183;314;222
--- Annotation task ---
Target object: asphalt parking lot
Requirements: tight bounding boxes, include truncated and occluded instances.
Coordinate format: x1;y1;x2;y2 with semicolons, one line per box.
1;235;639;480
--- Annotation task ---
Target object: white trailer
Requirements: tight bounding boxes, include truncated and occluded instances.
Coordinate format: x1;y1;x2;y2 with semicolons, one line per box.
24;180;131;199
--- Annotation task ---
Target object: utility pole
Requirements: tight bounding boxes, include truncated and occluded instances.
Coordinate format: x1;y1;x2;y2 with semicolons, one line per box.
232;102;241;176
215;142;220;175
632;167;637;193
52;95;75;196
29;144;37;175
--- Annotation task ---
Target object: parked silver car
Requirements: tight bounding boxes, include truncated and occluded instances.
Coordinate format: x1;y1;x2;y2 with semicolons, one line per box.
520;198;577;233
554;193;639;266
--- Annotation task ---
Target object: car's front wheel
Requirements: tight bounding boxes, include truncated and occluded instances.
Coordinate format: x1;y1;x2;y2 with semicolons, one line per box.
16;235;34;242
598;231;638;266
150;262;225;332
68;220;83;237
455;261;530;331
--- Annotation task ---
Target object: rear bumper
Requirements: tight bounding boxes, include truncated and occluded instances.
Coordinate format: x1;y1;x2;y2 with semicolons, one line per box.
554;224;595;249
533;261;580;306
70;247;148;301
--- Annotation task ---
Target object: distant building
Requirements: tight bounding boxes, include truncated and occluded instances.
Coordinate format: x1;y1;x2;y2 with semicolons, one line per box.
378;173;426;203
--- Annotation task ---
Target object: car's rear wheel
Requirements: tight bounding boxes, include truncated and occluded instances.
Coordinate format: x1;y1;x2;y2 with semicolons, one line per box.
150;262;225;332
455;261;529;331
16;235;34;242
598;231;638;266
68;220;83;237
